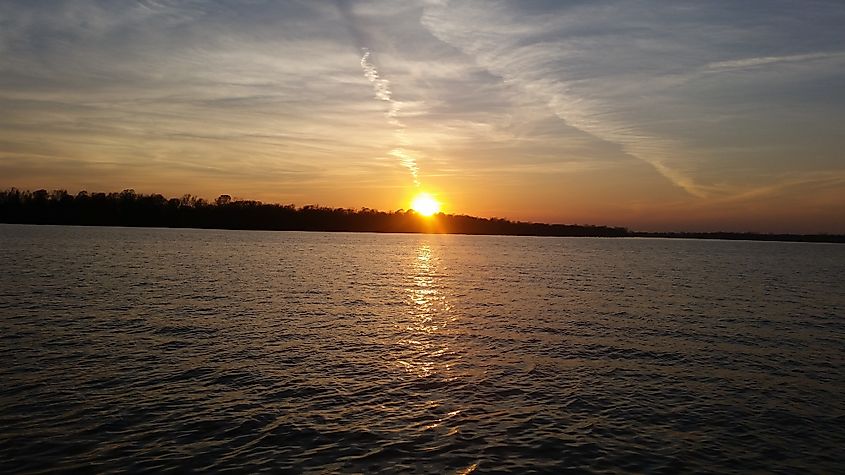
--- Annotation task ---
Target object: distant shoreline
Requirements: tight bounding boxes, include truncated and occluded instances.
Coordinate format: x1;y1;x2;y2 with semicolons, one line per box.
3;222;843;244
2;188;843;244
627;231;844;244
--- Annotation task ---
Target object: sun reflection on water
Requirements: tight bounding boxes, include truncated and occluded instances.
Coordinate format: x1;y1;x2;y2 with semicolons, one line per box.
391;240;471;460
395;242;455;379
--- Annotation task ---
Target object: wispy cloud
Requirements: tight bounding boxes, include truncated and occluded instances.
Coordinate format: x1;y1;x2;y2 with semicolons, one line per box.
359;48;421;186
420;1;704;196
706;52;843;71
360;50;399;124
1;0;843;231
419;0;845;200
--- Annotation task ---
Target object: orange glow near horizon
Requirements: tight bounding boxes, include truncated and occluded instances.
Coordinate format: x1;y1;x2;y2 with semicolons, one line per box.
410;192;442;216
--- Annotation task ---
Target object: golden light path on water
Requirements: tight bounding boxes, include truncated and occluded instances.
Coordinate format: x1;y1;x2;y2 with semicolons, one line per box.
398;243;454;378
4;226;844;473
395;241;474;467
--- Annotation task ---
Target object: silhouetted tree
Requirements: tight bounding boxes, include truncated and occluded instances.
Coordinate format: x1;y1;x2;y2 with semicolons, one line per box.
2;187;841;242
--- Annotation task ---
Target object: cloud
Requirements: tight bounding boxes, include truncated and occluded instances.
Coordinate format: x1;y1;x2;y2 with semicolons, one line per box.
705;52;843;71
359;48;421;185
0;0;843;230
0;1;400;189
360;50;400;123
419;1;702;196
418;0;845;199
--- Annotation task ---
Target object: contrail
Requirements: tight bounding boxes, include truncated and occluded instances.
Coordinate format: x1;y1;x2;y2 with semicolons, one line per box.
359;48;420;186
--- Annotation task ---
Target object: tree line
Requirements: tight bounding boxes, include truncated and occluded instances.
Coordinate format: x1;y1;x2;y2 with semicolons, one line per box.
0;188;628;237
2;188;842;242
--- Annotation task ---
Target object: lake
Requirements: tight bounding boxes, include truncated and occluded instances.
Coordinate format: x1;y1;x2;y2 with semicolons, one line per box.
1;224;843;473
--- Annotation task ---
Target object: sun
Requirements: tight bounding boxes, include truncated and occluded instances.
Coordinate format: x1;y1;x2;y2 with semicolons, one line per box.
410;192;441;217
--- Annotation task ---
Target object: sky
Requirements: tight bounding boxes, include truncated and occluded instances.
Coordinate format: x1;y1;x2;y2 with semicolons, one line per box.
1;0;844;233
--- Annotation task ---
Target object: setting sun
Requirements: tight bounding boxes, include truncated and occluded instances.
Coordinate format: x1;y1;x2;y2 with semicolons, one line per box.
410;192;441;216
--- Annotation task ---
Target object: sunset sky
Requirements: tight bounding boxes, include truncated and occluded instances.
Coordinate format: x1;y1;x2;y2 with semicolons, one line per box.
1;0;844;233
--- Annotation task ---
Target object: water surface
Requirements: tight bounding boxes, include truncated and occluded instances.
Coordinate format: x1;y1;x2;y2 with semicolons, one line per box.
1;224;843;473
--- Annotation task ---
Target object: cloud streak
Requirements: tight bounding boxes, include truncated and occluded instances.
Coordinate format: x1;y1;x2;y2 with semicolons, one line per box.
359;48;421;186
1;0;843;231
705;52;843;72
419;0;845;200
419;2;702;196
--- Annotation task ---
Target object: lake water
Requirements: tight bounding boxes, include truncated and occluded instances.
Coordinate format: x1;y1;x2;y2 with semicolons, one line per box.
1;224;843;473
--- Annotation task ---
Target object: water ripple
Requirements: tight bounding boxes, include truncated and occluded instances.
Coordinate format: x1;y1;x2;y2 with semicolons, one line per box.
1;225;844;473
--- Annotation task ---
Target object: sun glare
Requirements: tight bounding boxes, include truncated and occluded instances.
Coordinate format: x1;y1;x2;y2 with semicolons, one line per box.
411;192;441;217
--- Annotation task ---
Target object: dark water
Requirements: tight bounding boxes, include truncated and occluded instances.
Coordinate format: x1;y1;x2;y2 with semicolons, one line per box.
1;224;844;473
